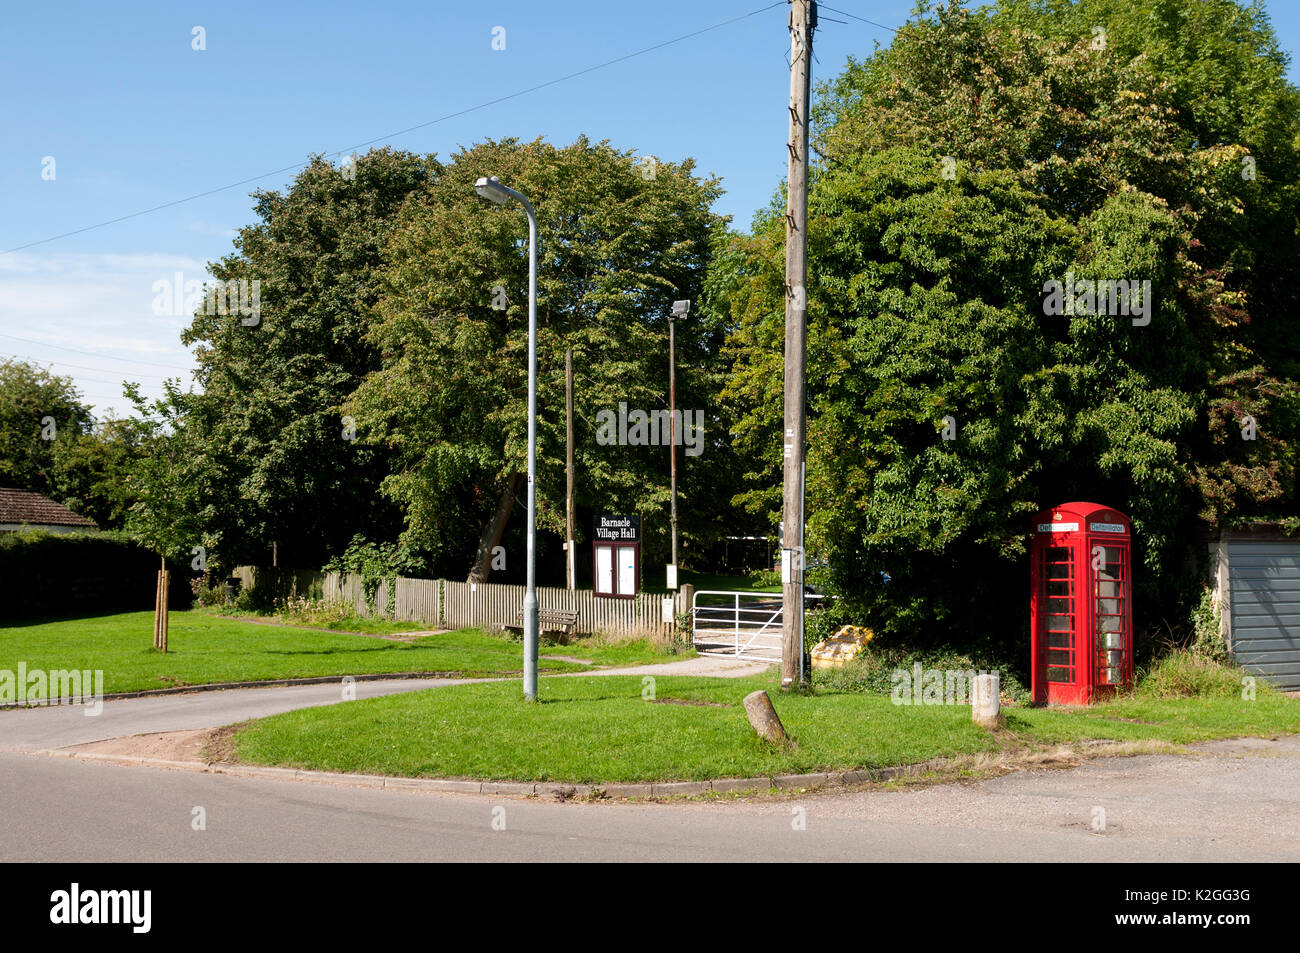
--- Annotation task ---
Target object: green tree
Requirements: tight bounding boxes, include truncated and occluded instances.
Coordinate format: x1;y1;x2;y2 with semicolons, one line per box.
717;0;1300;647
178;147;434;570
350;136;730;578
122;382;206;568
49;412;150;530
0;359;93;498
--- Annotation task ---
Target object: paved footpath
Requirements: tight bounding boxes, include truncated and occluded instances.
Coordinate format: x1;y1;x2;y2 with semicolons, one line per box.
0;655;767;752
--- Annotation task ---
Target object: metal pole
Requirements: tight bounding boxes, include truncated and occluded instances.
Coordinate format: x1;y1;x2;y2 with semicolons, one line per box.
566;347;576;591
800;459;806;681
668;299;688;588
475;176;538;698
669;314;678;575
522;195;539;701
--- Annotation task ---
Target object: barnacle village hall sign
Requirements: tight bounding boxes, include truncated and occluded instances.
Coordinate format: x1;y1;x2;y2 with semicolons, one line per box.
593;515;640;598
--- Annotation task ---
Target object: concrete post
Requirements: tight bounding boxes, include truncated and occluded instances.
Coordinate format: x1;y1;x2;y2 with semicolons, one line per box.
972;673;1000;728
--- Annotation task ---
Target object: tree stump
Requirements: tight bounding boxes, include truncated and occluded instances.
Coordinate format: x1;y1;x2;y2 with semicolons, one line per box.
743;690;789;746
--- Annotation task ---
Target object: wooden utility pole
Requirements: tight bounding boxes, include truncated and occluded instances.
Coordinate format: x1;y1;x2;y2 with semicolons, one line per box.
781;0;815;690
565;347;576;589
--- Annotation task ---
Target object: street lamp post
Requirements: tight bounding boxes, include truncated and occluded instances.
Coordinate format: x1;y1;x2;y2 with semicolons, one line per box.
668;299;689;589
475;175;539;701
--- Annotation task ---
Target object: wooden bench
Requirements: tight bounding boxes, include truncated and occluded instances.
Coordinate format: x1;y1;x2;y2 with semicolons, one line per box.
503;608;579;639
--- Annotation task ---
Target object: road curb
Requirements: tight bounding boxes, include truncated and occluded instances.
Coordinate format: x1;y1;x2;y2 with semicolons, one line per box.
38;746;950;800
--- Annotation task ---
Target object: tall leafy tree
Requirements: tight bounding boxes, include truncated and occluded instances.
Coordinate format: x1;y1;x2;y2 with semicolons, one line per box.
50;412;150;529
0;358;94;499
717;0;1300;647
350;137;729;578
178;148;434;571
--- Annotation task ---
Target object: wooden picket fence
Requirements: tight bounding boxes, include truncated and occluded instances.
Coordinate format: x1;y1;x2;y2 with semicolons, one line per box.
232;566;687;638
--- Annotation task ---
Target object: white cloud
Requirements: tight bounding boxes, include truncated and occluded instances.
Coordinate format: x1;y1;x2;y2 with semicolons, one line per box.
0;251;206;417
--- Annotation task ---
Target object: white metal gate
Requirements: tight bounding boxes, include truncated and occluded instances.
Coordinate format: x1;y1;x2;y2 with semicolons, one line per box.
691;590;785;662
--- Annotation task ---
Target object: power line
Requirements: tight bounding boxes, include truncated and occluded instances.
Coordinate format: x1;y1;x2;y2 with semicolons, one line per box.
818;3;900;34
20;369;145;389
2;352;175;381
0;1;787;257
0;332;192;371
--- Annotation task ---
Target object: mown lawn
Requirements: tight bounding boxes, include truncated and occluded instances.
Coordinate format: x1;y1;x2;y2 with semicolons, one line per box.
231;669;1300;783
0;611;687;695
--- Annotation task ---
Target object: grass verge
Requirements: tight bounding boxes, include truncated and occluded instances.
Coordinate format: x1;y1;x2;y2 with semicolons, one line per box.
0;611;687;695
231;669;1300;784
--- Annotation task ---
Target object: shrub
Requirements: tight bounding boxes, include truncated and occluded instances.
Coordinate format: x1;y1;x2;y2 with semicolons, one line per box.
813;644;1031;703
1188;587;1229;664
324;535;419;617
190;574;227;607
232;584;276;615
275;596;361;629
1137;649;1257;699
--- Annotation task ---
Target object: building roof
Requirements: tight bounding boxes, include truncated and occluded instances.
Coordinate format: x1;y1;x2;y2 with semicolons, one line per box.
0;488;97;529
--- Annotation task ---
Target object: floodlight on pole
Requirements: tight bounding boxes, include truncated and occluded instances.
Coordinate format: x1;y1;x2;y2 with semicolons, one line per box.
474;174;540;701
474;176;513;204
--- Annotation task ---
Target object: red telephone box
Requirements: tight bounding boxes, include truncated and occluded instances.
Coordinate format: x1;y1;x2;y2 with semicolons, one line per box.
1030;502;1134;705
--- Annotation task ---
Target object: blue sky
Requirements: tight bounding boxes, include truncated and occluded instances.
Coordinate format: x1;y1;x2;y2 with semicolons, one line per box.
1;0;1297;417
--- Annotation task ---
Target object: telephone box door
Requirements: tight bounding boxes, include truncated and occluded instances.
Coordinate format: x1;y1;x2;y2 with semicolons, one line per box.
1033;535;1087;705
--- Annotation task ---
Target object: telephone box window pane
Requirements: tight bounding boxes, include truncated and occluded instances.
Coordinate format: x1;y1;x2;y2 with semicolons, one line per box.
1092;541;1128;690
1046;649;1072;666
1046;666;1072;682
1046;614;1072;631
1047;631;1072;648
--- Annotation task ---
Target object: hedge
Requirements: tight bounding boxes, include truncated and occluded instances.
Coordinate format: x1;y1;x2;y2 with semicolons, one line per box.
0;531;193;622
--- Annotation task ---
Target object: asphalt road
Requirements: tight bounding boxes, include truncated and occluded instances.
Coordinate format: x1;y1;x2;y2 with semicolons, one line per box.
2;735;1297;862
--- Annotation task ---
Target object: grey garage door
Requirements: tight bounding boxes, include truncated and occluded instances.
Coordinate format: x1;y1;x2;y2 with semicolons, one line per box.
1228;542;1300;691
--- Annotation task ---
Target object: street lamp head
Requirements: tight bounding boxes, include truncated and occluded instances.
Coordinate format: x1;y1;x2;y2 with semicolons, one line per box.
475;176;511;204
671;299;690;320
